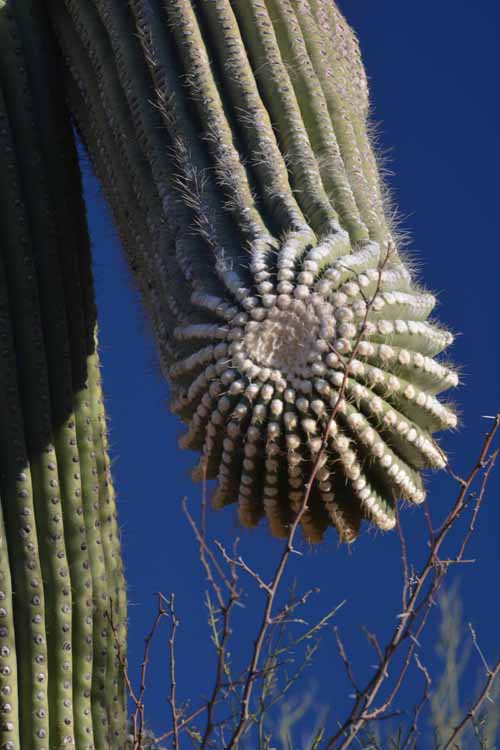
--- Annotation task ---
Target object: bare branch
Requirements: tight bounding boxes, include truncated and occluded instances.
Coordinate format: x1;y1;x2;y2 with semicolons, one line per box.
165;594;180;750
334;626;360;697
399;655;431;750
443;657;500;749
326;414;500;749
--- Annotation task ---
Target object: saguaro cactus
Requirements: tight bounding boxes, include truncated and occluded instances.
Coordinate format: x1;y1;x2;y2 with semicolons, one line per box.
45;0;457;544
0;0;459;747
0;3;126;749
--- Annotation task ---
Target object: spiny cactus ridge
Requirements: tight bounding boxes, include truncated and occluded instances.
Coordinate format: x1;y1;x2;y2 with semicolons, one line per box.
45;0;457;544
0;3;126;749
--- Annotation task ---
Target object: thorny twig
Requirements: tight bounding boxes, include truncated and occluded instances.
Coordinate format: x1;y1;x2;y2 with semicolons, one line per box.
334;627;360;697
186;470;241;750
443;656;500;749
166;594;180;750
107;593;168;750
399;655;432;750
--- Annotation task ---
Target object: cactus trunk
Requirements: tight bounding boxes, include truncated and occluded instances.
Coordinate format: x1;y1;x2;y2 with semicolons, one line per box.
43;0;457;544
0;2;127;748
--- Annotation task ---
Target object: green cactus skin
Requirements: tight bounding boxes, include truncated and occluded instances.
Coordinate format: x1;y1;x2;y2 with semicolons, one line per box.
45;0;458;543
0;2;126;748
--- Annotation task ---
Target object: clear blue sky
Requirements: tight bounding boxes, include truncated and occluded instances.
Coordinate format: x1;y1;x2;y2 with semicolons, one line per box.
82;1;500;743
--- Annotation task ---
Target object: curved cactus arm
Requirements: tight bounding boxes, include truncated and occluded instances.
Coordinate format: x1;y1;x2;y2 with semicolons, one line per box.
45;0;458;542
0;2;127;748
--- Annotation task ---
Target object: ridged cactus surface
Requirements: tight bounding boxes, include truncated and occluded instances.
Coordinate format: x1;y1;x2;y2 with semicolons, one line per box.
0;3;126;748
46;0;457;542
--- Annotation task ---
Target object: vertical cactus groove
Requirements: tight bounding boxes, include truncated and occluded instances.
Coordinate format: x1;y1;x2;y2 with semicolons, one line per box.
0;2;126;749
44;0;458;543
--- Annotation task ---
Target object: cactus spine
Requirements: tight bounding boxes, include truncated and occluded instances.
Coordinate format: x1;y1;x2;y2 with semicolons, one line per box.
0;2;126;749
43;0;457;543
